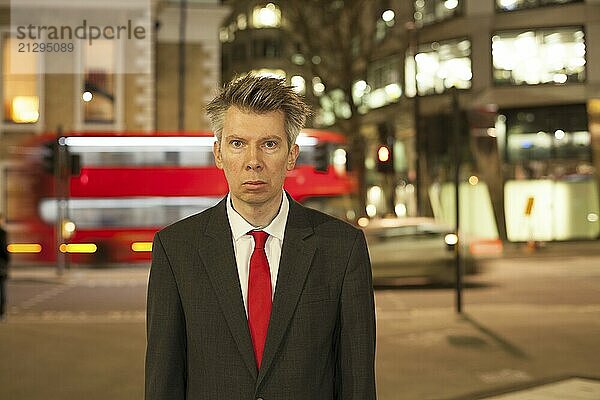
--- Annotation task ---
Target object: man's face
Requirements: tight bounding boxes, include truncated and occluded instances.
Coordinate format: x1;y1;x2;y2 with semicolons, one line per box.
213;106;299;210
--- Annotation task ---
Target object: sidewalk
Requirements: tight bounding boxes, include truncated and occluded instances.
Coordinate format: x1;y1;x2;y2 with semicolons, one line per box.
375;303;600;399
500;239;600;259
9;264;150;285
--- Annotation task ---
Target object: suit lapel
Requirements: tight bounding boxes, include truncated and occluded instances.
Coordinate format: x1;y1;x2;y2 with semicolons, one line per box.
257;197;316;386
197;198;258;381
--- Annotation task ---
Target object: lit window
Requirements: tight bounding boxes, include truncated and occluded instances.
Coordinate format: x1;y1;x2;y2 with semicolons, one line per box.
360;57;402;109
291;75;306;94
496;0;581;12
237;13;248;30
219;27;230;43
252;3;281;28
83;40;116;124
406;38;471;96
249;68;286;79
492;27;585;86
503;104;590;162
414;0;463;25
312;76;325;96
2;36;39;124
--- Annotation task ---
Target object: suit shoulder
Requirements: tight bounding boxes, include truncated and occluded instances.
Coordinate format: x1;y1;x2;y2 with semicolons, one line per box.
302;205;361;238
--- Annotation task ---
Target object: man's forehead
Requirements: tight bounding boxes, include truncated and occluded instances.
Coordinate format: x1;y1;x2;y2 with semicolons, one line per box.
222;107;286;139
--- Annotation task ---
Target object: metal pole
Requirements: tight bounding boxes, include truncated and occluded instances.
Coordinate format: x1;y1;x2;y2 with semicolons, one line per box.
178;0;187;131
409;23;422;216
56;127;66;276
451;88;463;313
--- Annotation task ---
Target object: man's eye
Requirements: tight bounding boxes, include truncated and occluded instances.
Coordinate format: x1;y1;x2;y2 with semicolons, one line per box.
230;140;243;148
264;141;278;149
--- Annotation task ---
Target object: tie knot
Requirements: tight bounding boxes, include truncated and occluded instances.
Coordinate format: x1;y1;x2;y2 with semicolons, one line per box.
249;230;269;249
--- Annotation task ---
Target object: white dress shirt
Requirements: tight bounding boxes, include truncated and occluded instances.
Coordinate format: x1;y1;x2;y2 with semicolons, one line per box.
226;191;289;314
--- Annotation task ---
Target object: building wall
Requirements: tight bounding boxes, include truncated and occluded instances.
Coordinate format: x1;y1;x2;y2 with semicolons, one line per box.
156;4;229;132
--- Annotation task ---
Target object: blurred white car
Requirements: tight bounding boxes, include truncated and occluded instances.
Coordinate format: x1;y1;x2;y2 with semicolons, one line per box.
362;217;501;284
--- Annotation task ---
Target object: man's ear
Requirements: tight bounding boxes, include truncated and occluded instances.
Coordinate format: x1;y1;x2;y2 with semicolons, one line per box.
286;143;299;171
213;140;223;169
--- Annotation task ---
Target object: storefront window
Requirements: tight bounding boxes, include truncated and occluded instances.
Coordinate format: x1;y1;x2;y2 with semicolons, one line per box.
2;36;39;124
492;27;585;85
496;0;582;12
406;38;471;96
414;0;462;26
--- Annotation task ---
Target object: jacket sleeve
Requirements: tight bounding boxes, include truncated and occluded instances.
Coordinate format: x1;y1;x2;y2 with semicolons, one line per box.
145;232;187;400
337;230;377;399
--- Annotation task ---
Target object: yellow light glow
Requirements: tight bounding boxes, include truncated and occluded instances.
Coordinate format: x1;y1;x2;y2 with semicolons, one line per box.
468;176;479;186
250;68;286;79
253;3;280;28
11;96;39;123
131;242;153;252
395;203;407;217
366;204;377;218
357;217;370;227
7;243;42;253
62;220;76;240
59;243;97;253
382;10;395;22
63;221;76;233
445;233;459;246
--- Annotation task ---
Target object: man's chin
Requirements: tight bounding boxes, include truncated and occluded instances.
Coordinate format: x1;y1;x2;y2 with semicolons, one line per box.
235;189;280;205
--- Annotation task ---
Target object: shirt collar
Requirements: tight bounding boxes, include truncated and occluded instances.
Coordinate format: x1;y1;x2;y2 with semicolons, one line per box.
226;191;289;241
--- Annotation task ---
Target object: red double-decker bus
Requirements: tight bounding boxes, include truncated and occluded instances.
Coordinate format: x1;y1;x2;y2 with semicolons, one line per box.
6;130;357;265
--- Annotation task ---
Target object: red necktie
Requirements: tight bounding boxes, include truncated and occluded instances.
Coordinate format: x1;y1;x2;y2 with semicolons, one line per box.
247;230;272;369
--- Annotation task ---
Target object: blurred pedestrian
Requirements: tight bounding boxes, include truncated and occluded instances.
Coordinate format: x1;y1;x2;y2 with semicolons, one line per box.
145;74;376;399
0;213;9;321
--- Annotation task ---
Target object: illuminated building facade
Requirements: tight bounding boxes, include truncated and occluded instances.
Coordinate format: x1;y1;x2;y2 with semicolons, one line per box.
407;0;600;241
220;0;600;241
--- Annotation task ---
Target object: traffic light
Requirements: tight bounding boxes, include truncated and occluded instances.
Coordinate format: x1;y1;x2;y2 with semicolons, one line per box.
376;122;395;173
42;140;58;174
376;144;394;173
314;143;329;172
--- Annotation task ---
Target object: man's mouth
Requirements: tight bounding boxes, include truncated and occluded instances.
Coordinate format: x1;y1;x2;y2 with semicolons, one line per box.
243;180;267;186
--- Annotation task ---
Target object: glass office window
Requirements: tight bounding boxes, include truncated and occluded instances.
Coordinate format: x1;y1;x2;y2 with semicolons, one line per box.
406;38;471;96
353;56;402;110
414;0;462;26
503;104;590;162
252;3;281;28
492;27;585;85
496;0;581;12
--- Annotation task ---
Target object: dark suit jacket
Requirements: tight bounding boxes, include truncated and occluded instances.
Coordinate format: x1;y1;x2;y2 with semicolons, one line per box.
145;194;376;399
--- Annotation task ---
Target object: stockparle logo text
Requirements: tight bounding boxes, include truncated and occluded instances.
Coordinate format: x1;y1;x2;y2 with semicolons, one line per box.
16;19;147;46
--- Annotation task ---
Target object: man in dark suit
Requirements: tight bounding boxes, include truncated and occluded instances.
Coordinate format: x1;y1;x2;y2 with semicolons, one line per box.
145;74;376;399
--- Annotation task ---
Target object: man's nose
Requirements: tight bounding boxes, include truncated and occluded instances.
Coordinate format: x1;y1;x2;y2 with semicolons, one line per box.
245;146;263;170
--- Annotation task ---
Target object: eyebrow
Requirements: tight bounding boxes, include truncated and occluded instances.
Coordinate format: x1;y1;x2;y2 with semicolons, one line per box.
224;134;283;141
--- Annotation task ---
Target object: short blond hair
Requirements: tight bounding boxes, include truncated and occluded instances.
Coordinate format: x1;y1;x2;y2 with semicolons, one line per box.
206;74;311;149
